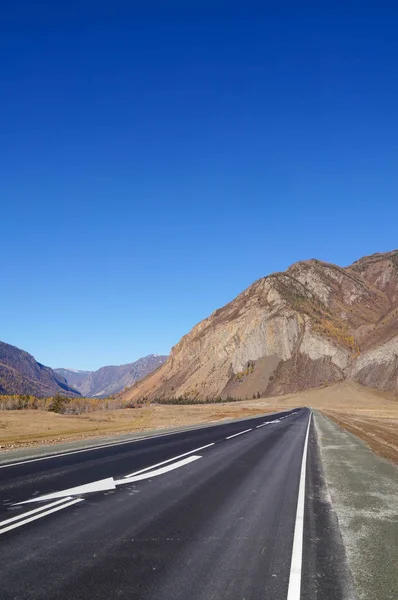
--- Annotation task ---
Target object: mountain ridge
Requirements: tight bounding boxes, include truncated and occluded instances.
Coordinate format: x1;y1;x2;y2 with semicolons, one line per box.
0;341;80;397
118;250;398;402
56;355;167;397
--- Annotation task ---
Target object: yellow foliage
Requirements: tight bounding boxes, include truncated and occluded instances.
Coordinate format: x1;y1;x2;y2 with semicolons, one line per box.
312;318;359;353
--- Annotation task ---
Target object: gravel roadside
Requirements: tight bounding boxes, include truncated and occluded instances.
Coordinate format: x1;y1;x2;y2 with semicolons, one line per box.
314;411;398;600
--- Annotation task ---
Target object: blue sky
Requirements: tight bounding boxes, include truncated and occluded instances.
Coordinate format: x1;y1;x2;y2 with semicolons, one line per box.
1;4;398;370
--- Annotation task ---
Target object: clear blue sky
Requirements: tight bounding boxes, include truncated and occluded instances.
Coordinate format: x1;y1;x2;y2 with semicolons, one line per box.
1;4;397;370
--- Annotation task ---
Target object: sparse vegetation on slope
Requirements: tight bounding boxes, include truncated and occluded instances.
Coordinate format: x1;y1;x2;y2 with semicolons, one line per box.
118;250;398;403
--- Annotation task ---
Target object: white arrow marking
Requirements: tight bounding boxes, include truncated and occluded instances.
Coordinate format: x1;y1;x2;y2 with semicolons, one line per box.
119;455;201;484
124;443;214;478
15;456;202;504
16;477;116;504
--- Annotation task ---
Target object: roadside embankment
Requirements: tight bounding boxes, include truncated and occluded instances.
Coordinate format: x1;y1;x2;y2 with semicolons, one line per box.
322;410;398;464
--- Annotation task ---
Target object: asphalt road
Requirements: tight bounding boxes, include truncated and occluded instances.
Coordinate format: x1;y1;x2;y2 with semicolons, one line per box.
0;408;352;600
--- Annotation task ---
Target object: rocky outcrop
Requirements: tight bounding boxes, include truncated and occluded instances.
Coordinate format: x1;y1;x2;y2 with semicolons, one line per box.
350;337;398;393
119;250;398;402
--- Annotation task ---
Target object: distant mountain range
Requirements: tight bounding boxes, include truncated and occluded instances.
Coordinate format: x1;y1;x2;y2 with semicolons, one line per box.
0;341;79;397
0;340;167;398
120;250;398;402
55;355;167;397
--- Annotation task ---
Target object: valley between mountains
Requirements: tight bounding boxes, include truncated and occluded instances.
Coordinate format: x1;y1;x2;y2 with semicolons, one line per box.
1;250;397;464
1;251;397;600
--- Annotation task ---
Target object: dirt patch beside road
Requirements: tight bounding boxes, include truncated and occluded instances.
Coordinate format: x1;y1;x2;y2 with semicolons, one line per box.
0;404;276;451
322;411;398;464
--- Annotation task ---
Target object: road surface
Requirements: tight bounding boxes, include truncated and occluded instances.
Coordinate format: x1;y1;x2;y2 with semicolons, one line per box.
0;408;352;599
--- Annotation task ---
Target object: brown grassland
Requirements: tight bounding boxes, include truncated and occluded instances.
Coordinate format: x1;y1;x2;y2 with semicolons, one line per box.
0;382;397;464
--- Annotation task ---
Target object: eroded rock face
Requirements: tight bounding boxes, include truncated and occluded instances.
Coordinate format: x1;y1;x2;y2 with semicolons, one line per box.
351;336;398;392
300;326;351;370
120;250;398;402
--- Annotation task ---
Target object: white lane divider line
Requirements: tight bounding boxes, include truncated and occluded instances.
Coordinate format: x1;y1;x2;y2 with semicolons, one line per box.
120;455;201;484
256;423;269;428
0;497;73;528
226;428;252;440
0;425;215;470
0;498;83;535
124;443;214;478
287;412;312;600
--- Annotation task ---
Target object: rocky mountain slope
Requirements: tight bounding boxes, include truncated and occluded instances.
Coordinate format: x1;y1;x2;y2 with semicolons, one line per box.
0;341;80;397
56;355;167;397
119;251;398;402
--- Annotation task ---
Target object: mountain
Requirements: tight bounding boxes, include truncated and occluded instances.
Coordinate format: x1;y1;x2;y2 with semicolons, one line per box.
0;341;80;397
56;355;167;397
54;369;91;391
119;250;398;402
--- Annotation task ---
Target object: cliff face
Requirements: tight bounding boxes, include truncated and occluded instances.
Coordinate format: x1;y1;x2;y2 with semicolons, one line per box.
120;251;398;402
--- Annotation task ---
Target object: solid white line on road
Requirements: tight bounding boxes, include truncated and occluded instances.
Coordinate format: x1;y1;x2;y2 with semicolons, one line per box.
225;428;252;440
256;423;269;428
16;477;116;505
0;410;291;470
286;412;312;600
0;497;74;528
120;455;201;484
0;428;212;470
0;498;83;535
124;443;215;477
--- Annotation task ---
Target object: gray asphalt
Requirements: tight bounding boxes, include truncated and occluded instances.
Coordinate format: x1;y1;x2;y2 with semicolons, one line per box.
0;408;351;600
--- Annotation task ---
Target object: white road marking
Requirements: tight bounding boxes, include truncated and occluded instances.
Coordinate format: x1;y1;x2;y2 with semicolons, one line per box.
287;412;312;600
0;498;83;535
225;428;252;440
16;478;116;504
120;455;201;484
0;411;294;470
124;443;214;477
0;428;210;470
256;418;285;428
0;497;74;527
16;456;202;504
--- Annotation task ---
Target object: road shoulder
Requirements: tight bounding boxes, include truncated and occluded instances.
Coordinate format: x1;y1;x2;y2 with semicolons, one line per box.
303;416;357;599
314;411;398;600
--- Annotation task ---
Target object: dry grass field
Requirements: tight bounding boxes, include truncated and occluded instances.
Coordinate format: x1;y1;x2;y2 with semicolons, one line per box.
0;382;397;463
